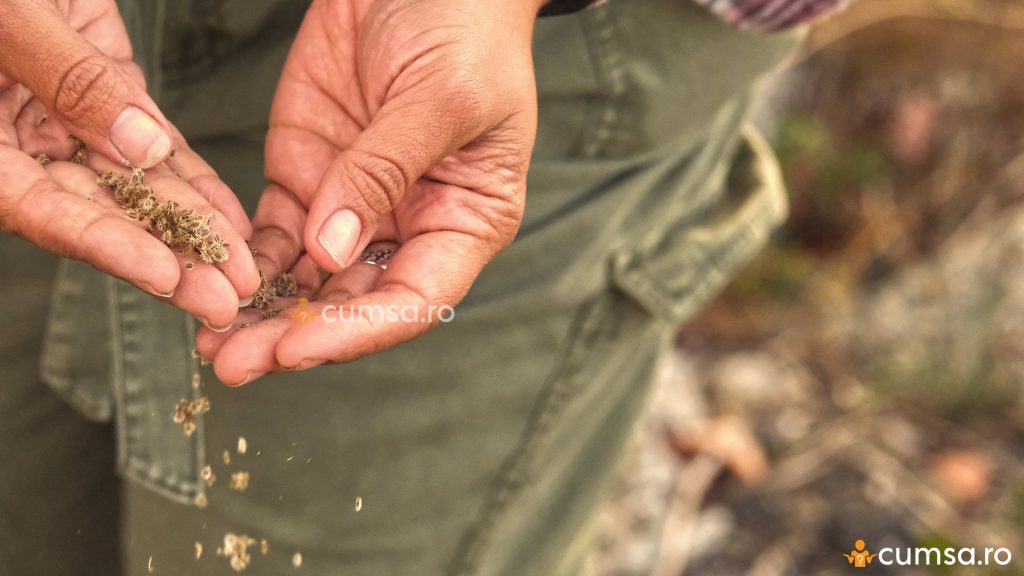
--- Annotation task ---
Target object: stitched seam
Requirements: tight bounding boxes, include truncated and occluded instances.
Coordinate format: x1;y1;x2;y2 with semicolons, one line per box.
113;281;203;502
446;296;614;576
579;5;630;158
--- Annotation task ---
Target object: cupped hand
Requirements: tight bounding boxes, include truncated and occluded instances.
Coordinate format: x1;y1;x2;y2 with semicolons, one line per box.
197;0;544;384
0;0;261;327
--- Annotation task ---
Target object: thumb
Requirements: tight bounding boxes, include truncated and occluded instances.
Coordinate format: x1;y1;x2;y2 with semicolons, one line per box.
0;2;172;168
304;93;488;272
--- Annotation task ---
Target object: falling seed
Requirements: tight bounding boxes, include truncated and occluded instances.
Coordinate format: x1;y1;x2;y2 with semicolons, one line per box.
292;553;303;568
202;465;216;487
195;542;203;559
285;456;294;462
172;397;210;436
192;349;212;366
237;437;248;455
148;556;154;573
223;450;231;465
191;373;201;389
195;493;208;509
259;539;269;556
229;471;250;492
219;533;257;572
354;496;362;512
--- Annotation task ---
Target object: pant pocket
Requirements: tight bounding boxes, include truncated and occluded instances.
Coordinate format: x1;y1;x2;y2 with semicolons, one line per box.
610;125;788;326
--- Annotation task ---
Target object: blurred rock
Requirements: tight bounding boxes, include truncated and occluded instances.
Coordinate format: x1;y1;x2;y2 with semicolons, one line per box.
851;203;1024;416
929;449;993;506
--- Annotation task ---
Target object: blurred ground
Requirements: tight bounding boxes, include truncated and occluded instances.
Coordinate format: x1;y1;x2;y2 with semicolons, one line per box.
591;1;1024;574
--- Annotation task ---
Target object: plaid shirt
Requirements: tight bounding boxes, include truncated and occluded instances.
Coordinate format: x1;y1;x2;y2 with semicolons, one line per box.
540;0;849;31
694;0;848;31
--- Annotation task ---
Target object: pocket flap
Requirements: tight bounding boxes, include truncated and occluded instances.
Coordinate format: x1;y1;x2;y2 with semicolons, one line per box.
611;125;788;325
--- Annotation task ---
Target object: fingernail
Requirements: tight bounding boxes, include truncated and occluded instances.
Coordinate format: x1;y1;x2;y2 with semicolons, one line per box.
201;318;233;333
239;296;255;307
111;106;172;168
317;209;361;268
237;370;265;386
138;280;174;298
284;359;323;372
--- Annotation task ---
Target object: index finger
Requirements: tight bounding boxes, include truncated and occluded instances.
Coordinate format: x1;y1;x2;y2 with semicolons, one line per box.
273;231;482;368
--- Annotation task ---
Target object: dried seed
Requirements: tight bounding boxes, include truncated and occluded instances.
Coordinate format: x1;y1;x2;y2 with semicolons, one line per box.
250;272;298;318
35;153;51;165
191;373;201;389
271;274;298;298
192;349;212;366
259;539;269;556
70;135;87;164
223;450;231;465
96;167;230;263
219;533;257;572
148;555;154;573
237;437;248;455
195;492;208;508
195;542;203;560
229;472;250;492
292;552;303;568
172;397;210;436
201;465;216;487
354;496;362;512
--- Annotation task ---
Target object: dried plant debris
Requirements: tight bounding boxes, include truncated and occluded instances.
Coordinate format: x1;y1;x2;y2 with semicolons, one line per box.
250;272;298;318
259;539;270;556
229;471;250;492
191;373;202;389
202;465;216;487
223;450;232;465
271;274;298;298
218;533;257;572
35;153;51;165
70;135;88;165
148;555;154;573
195;492;208;509
192;349;212;366
97;168;229;263
172;397;210;436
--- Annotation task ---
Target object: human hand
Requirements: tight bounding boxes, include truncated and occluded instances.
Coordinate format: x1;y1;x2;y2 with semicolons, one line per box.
197;0;544;384
0;0;260;327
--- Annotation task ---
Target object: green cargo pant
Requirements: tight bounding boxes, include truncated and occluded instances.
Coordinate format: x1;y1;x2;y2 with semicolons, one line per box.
0;0;796;574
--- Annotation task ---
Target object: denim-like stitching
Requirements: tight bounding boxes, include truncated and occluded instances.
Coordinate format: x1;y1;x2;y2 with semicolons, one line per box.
112;281;203;504
39;260;114;421
448;6;631;572
579;5;629;159
447;294;615;576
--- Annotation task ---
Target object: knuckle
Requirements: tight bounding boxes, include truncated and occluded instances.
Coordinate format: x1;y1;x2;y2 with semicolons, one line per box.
54;54;118;123
345;149;408;217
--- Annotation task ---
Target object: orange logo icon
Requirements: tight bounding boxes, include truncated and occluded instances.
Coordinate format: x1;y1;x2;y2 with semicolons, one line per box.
844;539;878;568
288;297;313;325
